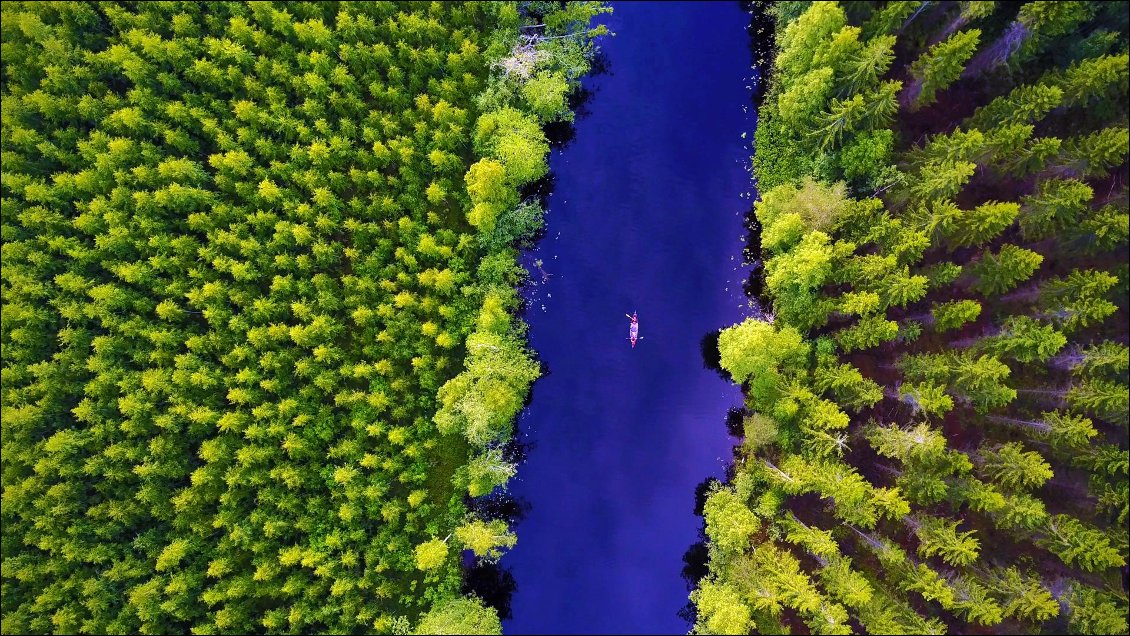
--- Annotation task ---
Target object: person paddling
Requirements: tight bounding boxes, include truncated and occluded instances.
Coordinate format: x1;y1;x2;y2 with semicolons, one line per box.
626;311;640;348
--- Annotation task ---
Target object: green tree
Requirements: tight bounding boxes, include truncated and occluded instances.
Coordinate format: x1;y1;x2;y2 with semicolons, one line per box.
718;318;807;391
465;448;517;497
1039;410;1099;451
455;519;517;562
415;538;450;571
703;486;761;554
812;81;901;150
1039;515;1125;572
1072;341;1129;379
414;596;502;635
778;67;836;129
835;315;900;352
757;178;850;243
434;332;541;446
474;107;550;185
1003;136;1064;176
817;557;874;610
979;442;1053;490
908;29;981;110
921;261;963;290
951;576;1005;626
783;514;841;561
1020;178;1093;240
878;269;930;309
522;71;572;122
465;159;515;233
913;516;980;566
839;34;896;96
839;129;899;191
899;382;955;418
862;1;920;39
1038;269;1119;331
691;580;752;635
482;201;545;250
742;413;780;454
813;361;883;411
1067;379;1129;427
967;83;1063;130
926;200;1019;248
1064;585;1129;635
977;316;1066;363
985;567;1059;622
1055;127;1130;178
968;244;1043;296
981;1;1095;67
1069;203;1129;254
901;351;1016;413
906;126;987;167
931;299;981;332
776;3;848;82
909;161;976;201
1047;52;1130;109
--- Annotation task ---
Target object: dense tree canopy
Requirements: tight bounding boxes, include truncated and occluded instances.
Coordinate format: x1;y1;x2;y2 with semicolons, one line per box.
694;2;1129;634
0;1;609;633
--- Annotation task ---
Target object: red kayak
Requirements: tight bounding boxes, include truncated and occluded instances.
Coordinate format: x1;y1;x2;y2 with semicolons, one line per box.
626;311;639;348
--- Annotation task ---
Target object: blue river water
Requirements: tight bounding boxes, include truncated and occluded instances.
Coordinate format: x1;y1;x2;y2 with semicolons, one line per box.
502;2;758;633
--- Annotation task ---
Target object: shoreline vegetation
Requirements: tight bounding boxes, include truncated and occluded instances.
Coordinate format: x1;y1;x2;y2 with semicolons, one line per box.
1;2;609;634
691;1;1128;635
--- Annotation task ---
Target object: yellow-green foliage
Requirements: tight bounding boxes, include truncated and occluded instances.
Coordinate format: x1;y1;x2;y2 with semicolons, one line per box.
694;2;1129;634
0;1;609;633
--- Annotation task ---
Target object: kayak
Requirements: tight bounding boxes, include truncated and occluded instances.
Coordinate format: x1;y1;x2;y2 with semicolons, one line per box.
627;311;639;348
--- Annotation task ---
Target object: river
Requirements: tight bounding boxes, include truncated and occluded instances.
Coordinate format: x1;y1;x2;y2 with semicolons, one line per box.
502;2;758;633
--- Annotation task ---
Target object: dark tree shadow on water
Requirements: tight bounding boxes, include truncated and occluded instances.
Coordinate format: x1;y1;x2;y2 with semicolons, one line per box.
544;119;578;148
679;538;709;631
699;329;725;379
741;0;776;107
693;476;721;516
681;541;710;591
468;489;531;528
545;44;610;149
520;172;557;210
587;47;612;78
678;476;721;628
725;407;746;438
466;434;533;527
462;561;518;620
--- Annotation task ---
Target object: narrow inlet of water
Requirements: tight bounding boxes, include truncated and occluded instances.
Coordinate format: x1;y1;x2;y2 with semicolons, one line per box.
499;2;763;633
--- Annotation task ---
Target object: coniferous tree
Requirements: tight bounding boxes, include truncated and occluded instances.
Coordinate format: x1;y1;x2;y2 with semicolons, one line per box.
1069;203;1129;254
1039;515;1126;572
976;316;1066;363
968;244;1043;296
836;314;900;352
1038;269;1119;331
692;3;1127;634
907;29;981;110
913;515;981;567
979;442;1054;490
967;84;1064;130
1020;178;1093;240
931;299;981;332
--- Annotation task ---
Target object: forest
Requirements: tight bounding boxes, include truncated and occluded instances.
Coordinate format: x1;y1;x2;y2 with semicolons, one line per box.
4;1;1128;634
0;1;608;634
691;1;1129;634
